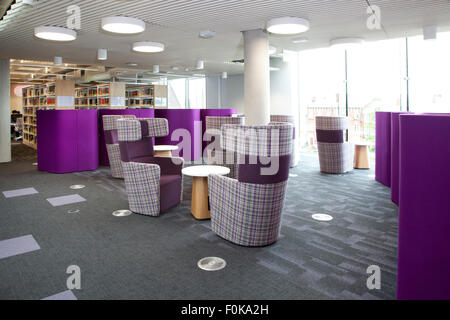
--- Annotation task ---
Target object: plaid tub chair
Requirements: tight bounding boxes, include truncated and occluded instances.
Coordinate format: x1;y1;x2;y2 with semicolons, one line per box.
315;116;354;174
270;114;298;168
205;115;245;179
208;123;293;247
103;115;136;178
117;118;184;216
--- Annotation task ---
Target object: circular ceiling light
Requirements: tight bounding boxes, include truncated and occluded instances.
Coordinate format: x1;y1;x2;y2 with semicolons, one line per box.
132;41;165;53
330;37;364;49
267;17;310;35
101;16;145;34
199;30;216;39
34;26;77;41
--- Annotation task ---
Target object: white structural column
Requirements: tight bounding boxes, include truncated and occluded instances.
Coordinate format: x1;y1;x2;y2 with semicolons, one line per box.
243;29;270;125
0;59;11;163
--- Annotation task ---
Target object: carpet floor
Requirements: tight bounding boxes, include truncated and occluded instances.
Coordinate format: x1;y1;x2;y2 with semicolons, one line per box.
0;148;398;300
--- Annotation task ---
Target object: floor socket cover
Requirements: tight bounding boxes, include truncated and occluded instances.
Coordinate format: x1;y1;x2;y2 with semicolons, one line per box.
197;257;227;271
112;210;132;217
312;214;333;222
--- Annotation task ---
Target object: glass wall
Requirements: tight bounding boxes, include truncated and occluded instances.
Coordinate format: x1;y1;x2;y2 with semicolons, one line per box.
408;32;450;113
298;47;346;150
346;38;406;147
168;77;206;109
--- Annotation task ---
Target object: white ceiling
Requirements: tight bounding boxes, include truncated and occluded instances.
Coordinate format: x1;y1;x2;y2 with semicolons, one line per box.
1;0;450;76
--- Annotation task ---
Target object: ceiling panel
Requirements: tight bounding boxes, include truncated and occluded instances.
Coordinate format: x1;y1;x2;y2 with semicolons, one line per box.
1;0;450;75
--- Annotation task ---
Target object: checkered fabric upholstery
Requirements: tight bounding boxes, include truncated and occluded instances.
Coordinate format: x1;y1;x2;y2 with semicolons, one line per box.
117;118;169;142
221;123;293;157
317;142;354;174
315;116;354;174
205;116;245;179
270;115;298;168
122;162;160;216
208;175;288;247
208;124;293;247
316;116;350;131
102;115;136;178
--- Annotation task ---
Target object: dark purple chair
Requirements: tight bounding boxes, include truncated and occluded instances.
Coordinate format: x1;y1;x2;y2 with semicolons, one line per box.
117;118;184;216
208;123;293;247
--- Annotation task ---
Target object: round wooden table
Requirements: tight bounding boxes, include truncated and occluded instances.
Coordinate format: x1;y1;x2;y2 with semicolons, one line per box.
154;145;178;158
354;143;370;169
182;165;230;220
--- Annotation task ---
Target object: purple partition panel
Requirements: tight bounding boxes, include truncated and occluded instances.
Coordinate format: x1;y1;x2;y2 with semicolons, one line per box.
98;109;155;166
375;112;392;187
37;110;98;173
397;114;450;300
390;112;410;205
154;109;201;161
200;109;237;152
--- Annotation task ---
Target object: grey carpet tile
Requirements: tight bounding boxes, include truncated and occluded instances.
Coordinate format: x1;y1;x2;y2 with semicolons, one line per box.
0;152;398;300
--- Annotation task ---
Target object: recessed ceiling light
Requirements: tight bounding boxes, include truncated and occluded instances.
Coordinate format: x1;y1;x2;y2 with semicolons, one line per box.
221;72;228;79
97;48;107;60
132;41;165;53
267;17;310;35
269;45;277;55
127;62;138;67
330;37;364;49
196;60;204;70
101;16;145;34
152;65;160;73
199;30;216;39
54;56;63;66
292;36;309;44
34;26;77;41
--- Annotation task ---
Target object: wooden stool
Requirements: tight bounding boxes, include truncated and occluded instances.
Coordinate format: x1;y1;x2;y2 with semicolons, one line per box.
354;143;370;169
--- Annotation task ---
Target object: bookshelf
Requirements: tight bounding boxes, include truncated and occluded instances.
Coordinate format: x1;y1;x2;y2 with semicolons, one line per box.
75;82;126;109
126;85;168;108
22;80;75;149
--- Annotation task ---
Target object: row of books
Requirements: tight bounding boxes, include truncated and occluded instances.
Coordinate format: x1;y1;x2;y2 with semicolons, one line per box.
126;88;154;97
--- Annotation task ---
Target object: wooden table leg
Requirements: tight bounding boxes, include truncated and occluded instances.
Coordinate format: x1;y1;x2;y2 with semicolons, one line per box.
354;145;370;169
154;150;172;158
191;176;210;220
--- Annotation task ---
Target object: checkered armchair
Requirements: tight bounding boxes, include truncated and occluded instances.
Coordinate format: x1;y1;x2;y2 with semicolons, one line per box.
205;116;245;179
315;116;354;174
117;118;184;216
270;114;298;168
103;115;137;178
208;123;293;247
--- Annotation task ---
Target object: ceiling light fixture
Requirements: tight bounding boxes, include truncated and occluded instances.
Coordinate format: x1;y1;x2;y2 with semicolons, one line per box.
34;26;77;41
54;56;63;66
132;41;165;53
153;65;160;73
196;60;204;70
423;25;437;40
221;72;228;79
330;37;364;49
97;48;107;60
292;36;309;44
101;16;145;34
199;30;216;39
266;17;310;35
127;62;138;67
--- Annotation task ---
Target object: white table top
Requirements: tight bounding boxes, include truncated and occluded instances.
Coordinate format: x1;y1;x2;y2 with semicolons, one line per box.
154;145;179;151
182;165;230;177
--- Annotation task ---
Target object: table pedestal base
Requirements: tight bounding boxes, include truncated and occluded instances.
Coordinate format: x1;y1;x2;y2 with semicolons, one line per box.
191;176;210;220
154;150;172;158
354;145;370;169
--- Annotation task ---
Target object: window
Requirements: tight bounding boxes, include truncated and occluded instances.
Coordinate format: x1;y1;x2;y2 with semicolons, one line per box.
188;78;206;109
408;32;450;113
298;47;346;150
346;38;406;147
168;78;186;108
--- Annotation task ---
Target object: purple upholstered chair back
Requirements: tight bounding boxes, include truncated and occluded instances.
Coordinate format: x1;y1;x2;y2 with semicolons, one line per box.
221;124;293;184
117;118;169;163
